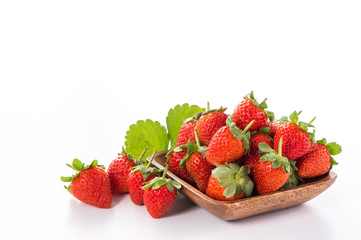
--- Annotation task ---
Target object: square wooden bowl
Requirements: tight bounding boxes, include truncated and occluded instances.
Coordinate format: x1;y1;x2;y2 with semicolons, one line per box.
150;151;337;221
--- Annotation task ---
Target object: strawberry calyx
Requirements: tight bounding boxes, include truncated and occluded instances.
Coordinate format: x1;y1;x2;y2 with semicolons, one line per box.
212;163;254;198
184;102;227;123
142;165;181;192
179;130;207;169
316;138;341;166
61;158;104;193
131;150;164;181
227;116;254;152
244;90;274;121
118;146;144;165
258;138;297;174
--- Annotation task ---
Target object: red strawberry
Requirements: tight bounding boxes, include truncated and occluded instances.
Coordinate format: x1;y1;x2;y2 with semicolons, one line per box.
206;163;254;201
266;120;280;138
233;91;273;133
243;130;273;174
179;132;214;192
253;139;296;194
143;166;181;218
296;138;341;178
61;159;112;208
249;130;273;154
167;145;195;183
206;117;254;165
273;111;315;160
128;151;162;205
195;107;228;146
176;120;196;146
107;147;142;193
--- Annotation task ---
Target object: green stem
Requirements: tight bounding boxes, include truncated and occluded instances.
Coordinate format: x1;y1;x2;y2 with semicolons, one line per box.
66;164;78;172
278;137;283;156
242;120;255;134
194;129;201;147
138;147;148;164
297;111;302;116
146;150;156;168
162;165;169;179
309;116;316;125
207;102;210;111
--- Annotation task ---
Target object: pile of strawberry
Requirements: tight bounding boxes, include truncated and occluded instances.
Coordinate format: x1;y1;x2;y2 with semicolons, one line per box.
168;91;341;200
61;91;341;218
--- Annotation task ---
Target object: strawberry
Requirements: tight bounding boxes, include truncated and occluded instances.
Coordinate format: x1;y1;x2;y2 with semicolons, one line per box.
206;117;254;165
195;107;228;146
166;145;195;183
61;159;112;208
107;147;143;194
176;120;196;146
127;151;163;205
206;163;254;201
248;128;273;154
243;129;273;174
233;91;273;133
253;139;296;194
143;166;181;218
296;138;341;178
179;131;214;192
273;111;315;160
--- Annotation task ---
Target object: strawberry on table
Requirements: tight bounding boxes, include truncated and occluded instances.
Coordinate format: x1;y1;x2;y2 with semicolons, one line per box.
127;150;163;206
206;116;254;165
273;111;315;160
61;159;112;208
143;166;181;218
107;147;143;194
296;138;341;178
206;163;254;201
233;91;273;133
253;138;297;194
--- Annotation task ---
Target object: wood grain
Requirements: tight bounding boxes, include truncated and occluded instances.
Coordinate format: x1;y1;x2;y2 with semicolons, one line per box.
150;151;337;220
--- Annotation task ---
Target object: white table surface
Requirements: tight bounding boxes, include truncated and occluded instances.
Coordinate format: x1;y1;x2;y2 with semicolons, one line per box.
1;1;360;240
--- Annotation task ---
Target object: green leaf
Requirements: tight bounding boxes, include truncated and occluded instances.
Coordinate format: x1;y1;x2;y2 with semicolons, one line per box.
326;142;342;155
223;183;236;198
166;103;205;144
153;179;167;189
90;160;98;167
244;178;254;197
125;119;169;159
330;156;339;165
61;176;73;182
171;180;181;189
72;158;84;171
259;127;270;134
258;142;274;154
317;138;327;145
217;177;233;187
258;100;268;110
289;111;299;125
212;164;230;178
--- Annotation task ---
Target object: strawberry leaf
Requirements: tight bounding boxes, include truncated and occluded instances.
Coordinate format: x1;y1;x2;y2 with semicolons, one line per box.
223;183;237;198
72;158;84;171
125;119;169;159
326;142;342;155
61;176;73;182
166;103;205;144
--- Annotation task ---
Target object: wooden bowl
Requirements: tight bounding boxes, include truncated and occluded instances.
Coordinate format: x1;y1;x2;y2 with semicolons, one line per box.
150;151;337;221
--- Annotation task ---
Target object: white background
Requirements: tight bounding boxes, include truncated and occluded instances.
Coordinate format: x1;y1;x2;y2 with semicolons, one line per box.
1;1;360;240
